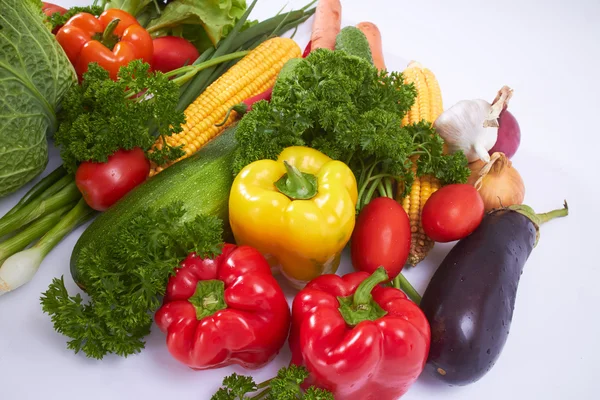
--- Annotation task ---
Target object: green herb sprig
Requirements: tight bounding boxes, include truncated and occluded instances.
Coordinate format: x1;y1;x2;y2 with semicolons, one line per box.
232;49;470;212
54;60;185;173
212;365;334;400
40;201;223;359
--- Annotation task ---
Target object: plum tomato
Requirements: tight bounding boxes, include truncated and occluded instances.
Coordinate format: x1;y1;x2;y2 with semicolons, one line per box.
151;37;200;74
75;147;150;211
351;197;411;279
421;184;484;243
42;2;67;17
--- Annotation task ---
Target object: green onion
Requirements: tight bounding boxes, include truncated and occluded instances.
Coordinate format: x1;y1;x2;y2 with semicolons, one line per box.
0;204;73;265
0;181;81;238
0;199;95;296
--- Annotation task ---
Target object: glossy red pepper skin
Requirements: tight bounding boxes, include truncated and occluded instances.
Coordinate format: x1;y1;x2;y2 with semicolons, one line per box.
155;244;291;370
56;10;153;80
289;272;431;400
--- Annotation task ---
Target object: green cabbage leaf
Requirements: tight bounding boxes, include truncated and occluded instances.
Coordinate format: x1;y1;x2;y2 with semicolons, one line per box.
0;0;76;197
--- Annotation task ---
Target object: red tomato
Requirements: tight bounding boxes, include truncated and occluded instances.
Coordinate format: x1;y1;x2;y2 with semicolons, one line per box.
151;37;200;73
75;148;150;211
42;2;68;33
42;2;68;16
351;197;411;279
421;184;484;243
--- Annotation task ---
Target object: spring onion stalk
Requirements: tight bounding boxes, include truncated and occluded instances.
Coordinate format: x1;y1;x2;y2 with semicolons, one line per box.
0;199;96;297
2;166;67;219
0;181;81;238
0;204;74;265
0;171;71;226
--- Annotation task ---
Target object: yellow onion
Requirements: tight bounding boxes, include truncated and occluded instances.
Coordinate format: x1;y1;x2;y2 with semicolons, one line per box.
467;152;525;212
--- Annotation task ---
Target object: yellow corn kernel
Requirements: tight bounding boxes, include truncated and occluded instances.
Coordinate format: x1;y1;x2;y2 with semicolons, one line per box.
401;61;443;125
149;37;301;175
397;61;445;266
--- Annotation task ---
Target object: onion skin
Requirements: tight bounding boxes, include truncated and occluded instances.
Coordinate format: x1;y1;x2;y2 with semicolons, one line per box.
467;152;525;212
489;108;521;159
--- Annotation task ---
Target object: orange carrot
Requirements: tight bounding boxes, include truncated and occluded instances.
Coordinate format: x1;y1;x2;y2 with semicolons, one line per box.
356;22;386;70
310;0;342;50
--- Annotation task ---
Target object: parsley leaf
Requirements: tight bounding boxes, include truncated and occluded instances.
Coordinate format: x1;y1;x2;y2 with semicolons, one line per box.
54;60;185;173
40;201;223;359
46;6;104;32
211;366;333;400
233;49;470;211
212;373;257;400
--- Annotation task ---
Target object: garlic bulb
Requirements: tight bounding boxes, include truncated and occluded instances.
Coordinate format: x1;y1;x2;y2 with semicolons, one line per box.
434;86;513;163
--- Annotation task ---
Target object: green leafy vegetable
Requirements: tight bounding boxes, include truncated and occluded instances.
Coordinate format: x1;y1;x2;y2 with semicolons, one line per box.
104;0;155;17
212;365;334;400
233;49;470;211
54;60;185;173
40;201;224;359
0;0;77;196
146;0;250;52
46;5;104;31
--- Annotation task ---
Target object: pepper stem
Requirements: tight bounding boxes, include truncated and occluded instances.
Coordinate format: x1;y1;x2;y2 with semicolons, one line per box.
94;18;121;50
337;267;388;326
274;161;318;200
353;267;388;306
188;280;228;320
392;273;422;305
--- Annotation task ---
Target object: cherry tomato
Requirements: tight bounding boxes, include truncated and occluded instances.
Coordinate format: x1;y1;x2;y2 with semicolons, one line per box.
421;184;484;243
351;197;411;279
75;147;150;211
151;37;200;73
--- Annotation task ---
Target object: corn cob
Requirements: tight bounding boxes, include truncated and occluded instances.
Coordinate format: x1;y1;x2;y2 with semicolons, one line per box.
149;37;301;176
398;61;443;266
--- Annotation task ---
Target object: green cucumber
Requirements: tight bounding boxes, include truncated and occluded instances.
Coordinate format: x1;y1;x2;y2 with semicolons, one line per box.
335;26;374;65
70;127;238;287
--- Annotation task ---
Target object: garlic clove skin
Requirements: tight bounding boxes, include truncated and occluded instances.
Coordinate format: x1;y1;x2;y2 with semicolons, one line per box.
434;99;499;163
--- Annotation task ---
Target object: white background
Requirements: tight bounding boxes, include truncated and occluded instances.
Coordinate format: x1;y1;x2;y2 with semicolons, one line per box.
1;0;599;399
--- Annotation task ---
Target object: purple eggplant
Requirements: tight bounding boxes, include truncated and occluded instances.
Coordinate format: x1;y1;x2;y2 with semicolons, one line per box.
420;202;568;386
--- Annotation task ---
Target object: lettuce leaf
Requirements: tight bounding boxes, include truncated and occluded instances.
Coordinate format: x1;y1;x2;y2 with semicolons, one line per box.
0;0;77;197
104;0;154;17
146;0;248;51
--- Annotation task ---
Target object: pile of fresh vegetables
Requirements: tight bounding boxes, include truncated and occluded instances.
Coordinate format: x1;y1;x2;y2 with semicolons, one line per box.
0;0;569;399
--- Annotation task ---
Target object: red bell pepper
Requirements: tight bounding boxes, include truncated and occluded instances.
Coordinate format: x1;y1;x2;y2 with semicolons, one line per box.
154;244;291;370
289;267;431;400
56;9;153;80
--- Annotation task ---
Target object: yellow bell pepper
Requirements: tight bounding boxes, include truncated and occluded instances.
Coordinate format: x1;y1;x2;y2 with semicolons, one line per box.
229;146;358;288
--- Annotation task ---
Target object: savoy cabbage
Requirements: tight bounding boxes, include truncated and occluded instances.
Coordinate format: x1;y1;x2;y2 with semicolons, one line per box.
0;0;76;196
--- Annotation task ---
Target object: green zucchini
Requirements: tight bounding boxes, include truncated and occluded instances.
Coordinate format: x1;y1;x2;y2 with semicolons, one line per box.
70;127;238;286
334;26;374;65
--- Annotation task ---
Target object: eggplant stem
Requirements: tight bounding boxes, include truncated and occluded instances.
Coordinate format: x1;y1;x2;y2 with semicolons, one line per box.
536;200;569;225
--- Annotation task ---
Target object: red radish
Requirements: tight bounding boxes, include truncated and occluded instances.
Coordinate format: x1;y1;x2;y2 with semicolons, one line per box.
216;87;273;126
489;109;521;159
